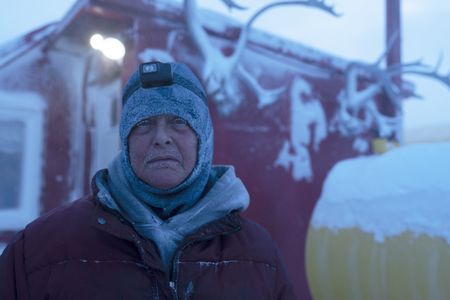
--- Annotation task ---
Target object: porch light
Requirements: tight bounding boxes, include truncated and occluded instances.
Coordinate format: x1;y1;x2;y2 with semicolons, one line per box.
89;34;126;60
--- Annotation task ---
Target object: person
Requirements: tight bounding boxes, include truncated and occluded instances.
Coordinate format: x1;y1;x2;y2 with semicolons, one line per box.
0;61;295;299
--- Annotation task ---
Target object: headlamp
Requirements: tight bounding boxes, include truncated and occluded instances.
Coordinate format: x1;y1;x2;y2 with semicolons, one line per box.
122;61;208;106
139;62;173;88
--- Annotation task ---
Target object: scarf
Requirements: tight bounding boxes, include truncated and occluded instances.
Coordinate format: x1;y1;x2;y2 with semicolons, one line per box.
95;160;249;273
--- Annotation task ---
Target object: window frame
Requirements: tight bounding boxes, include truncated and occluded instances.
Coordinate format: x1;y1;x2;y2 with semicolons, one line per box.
0;91;45;230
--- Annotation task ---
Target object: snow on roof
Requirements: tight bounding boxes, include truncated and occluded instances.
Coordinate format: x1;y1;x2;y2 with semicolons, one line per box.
0;23;58;69
311;142;450;243
148;0;349;71
0;0;349;73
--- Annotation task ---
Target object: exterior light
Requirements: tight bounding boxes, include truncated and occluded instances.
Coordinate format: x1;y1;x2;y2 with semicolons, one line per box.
89;34;104;50
89;34;126;60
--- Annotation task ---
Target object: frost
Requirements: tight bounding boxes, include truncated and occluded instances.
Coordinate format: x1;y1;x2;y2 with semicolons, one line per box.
275;141;313;182
197;260;240;267
352;137;369;153
274;77;327;182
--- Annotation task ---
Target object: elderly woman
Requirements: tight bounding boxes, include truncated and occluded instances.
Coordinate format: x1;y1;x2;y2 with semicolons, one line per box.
0;61;295;300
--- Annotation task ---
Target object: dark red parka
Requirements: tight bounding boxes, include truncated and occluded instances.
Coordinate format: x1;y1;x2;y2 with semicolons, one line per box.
0;193;295;299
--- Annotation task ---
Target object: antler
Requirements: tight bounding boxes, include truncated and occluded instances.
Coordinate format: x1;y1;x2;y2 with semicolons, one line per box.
220;0;248;11
184;0;222;81
238;65;287;109
331;44;402;140
374;32;450;99
184;0;339;114
333;33;450;143
229;0;340;74
334;64;404;140
387;57;450;88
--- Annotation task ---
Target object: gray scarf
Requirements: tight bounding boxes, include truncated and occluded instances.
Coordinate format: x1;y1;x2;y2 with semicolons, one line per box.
95;158;249;273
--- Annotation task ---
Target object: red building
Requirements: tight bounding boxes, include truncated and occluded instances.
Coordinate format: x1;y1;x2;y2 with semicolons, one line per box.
0;0;400;298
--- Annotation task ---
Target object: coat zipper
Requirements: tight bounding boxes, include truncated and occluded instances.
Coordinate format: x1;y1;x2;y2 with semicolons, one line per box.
168;226;241;299
168;239;199;300
169;281;177;299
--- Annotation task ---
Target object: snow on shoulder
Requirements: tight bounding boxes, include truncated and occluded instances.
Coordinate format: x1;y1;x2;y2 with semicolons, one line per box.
311;142;450;243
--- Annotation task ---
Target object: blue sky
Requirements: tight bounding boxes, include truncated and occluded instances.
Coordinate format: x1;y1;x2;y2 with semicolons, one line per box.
1;0;449;131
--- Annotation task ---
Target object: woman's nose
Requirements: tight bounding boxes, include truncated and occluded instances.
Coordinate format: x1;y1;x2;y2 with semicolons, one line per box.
153;123;172;146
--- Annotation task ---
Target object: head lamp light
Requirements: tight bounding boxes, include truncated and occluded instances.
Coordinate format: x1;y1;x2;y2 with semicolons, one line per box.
139;62;173;88
122;61;208;106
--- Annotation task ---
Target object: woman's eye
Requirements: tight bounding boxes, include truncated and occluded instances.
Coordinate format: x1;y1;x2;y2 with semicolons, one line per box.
172;118;188;126
136;120;150;127
136;119;155;128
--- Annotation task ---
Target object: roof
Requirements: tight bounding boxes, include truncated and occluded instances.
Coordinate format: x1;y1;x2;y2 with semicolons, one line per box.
0;0;350;74
0;24;57;69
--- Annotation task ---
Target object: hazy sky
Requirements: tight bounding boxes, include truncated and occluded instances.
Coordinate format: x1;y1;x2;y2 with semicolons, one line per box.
1;0;449;131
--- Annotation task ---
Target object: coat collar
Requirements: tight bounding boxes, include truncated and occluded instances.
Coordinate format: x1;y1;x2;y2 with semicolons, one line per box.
87;195;242;273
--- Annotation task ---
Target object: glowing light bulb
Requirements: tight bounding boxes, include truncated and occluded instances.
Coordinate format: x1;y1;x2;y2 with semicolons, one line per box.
89;34;104;50
101;37;126;60
89;34;126;60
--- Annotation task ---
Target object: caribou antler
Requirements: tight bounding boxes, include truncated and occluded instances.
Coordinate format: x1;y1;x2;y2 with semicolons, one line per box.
220;0;248;11
332;60;405;140
184;0;339;114
387;57;450;87
238;65;287;108
184;0;222;81
229;0;340;74
330;31;401;140
333;32;450;143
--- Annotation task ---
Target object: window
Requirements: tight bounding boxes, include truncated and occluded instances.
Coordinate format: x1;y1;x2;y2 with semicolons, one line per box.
0;91;45;230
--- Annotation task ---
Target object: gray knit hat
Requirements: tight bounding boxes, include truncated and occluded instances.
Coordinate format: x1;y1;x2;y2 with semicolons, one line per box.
117;61;214;218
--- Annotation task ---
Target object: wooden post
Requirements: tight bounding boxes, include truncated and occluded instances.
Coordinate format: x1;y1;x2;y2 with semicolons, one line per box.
382;0;402;127
386;0;401;68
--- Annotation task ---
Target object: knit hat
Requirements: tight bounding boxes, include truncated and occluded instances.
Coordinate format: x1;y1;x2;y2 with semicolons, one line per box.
115;61;214;218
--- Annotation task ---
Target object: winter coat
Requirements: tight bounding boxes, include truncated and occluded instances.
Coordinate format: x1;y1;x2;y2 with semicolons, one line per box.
0;195;295;299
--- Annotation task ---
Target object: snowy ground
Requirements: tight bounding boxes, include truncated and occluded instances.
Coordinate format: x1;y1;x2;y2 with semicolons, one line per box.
311;142;450;243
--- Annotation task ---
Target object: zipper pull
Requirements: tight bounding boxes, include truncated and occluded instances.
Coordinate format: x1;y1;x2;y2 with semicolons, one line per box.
169;281;178;299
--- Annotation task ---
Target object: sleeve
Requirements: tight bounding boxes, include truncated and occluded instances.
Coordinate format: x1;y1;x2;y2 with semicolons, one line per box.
273;246;297;300
0;231;29;300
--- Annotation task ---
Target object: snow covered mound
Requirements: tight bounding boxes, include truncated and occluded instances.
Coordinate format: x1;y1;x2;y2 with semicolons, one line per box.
311;142;450;243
